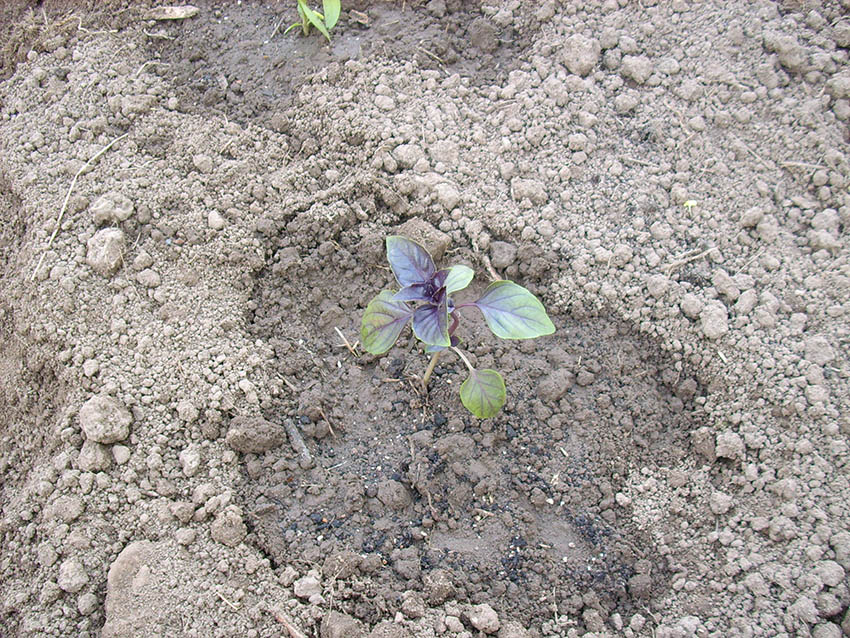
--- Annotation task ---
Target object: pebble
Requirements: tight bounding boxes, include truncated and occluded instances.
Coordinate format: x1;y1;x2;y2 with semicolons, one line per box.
511;177;548;204
77;440;112;471
490;241;517;269
77;592;98;616
207;210;226;230
320;610;364;638
560;34;600;77
709;490;734;514
538;369;575;402
91;192;134;226
294;573;322;599
804;336;835;366
225;415;285;453
178;446;201;477
86;228;125;275
621;55;653;84
374;95;395;111
57;558;89;593
700;302;729;339
433;182;460;211
716;431;745;460
79;395;132;444
814;560;845;588
175;528;196;546
210;505;247;547
192;154;214;174
646;274;670;299
466;603;500;634
136;268;161;288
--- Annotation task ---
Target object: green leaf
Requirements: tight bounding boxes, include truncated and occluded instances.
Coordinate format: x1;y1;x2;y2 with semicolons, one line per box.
443;264;474;294
460;368;506;418
361;290;413;355
473;281;555;340
323;0;341;29
296;0;309;34
298;0;331;40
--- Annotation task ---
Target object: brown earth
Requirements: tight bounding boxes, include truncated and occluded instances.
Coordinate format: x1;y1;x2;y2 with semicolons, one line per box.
1;1;849;637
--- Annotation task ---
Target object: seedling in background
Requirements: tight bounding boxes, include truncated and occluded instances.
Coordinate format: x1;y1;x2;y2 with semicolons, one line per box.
361;236;555;418
285;0;340;41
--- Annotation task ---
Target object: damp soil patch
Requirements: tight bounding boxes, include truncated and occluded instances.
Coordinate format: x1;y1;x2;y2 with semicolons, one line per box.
235;218;708;630
145;0;532;127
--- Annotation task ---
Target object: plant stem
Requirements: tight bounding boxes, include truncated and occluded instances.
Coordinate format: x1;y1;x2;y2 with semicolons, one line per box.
451;347;475;373
422;350;441;391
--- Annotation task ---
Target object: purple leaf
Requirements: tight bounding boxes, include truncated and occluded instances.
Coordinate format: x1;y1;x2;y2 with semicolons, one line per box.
360;290;414;355
386;236;436;287
392;284;429;302
412;298;450;347
473;281;556;339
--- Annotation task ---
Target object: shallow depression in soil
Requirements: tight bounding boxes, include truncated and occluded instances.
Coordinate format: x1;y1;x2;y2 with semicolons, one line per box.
237;227;708;627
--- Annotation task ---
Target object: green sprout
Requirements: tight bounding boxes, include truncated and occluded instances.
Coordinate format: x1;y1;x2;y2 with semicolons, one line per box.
361;236;555;418
285;0;341;41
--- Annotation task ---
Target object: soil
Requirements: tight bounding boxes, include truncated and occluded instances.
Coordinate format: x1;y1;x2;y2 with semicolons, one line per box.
1;1;849;637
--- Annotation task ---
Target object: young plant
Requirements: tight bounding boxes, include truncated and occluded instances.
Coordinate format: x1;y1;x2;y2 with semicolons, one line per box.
284;0;340;41
361;236;555;418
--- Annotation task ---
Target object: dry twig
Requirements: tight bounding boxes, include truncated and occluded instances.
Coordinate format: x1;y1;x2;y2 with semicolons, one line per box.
30;133;128;282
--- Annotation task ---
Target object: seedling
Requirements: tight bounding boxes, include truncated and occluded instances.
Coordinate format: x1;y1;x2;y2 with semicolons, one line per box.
285;0;340;41
361;236;555;418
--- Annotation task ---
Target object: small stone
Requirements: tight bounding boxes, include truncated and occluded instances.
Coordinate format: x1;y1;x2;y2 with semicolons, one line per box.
207;210;225;230
58;558;89;593
814;560;845;587
628;573;653;598
321;610;365;638
375;95;395;111
136;268;161;288
538;369;575;403
112;445;131;465
646;274;669;299
225;416;285;453
621;55;653;84
511;177;548;204
77;439;112;471
175;528;196;546
176;401;199;423
377;480;411;510
86;228;125;276
490;241;517;269
466;603;500;634
192;154;214;174
179;446;201;477
393;144;425;169
91;192;134;225
734;289;758;315
77;592;99;616
804;336;835;366
210;505;247;547
740;206;764;228
433;183;460;211
51;496;84;522
700;302;729;339
709;490;733;514
424;569;456;605
120;94;156;116
396;217;450;261
680;293;704;319
716;431;745;460
79;395;132;444
560;34;600;77
294;573;322;599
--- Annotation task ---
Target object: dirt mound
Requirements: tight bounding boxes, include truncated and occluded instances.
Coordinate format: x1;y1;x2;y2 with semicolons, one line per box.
1;1;849;637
